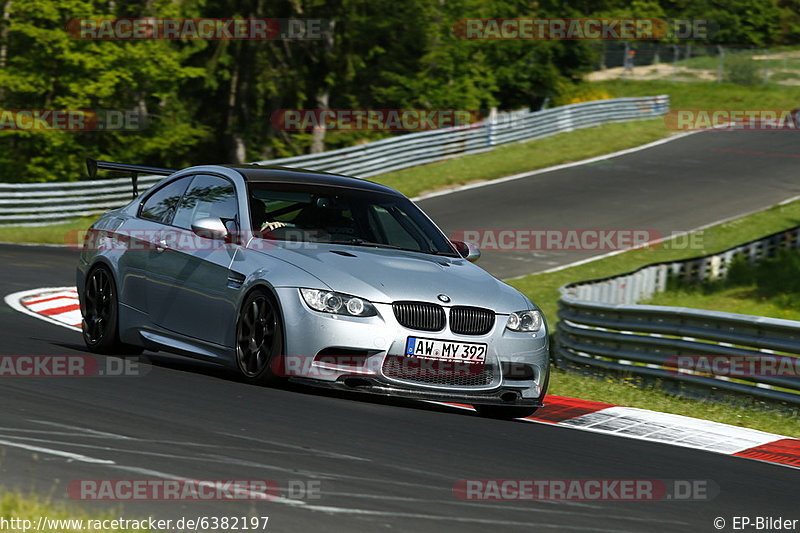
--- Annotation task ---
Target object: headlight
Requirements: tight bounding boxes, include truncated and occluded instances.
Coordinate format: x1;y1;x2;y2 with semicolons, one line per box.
300;288;377;317
505;310;543;332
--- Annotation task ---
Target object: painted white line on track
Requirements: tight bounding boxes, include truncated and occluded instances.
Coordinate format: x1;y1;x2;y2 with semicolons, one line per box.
0;438;115;464
30;419;132;440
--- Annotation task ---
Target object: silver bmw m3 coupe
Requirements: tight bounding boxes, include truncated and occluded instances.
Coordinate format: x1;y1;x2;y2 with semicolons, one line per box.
77;162;549;418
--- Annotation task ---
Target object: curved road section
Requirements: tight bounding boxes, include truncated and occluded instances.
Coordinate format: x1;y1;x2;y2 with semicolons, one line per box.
421;130;800;278
0;130;798;532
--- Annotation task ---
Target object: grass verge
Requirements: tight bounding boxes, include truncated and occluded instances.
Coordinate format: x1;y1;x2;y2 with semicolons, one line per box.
0;217;97;246
644;249;800;320
0;491;150;532
644;284;800;322
588;78;800;109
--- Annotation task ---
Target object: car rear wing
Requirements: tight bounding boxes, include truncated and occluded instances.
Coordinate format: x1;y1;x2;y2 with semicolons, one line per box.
86;158;176;198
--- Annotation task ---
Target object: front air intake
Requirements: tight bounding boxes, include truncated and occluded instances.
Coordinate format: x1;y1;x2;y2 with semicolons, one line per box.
392;301;445;331
450;306;495;335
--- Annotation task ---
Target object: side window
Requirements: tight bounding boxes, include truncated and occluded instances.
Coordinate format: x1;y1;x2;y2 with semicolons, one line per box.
172;175;238;231
139;177;191;224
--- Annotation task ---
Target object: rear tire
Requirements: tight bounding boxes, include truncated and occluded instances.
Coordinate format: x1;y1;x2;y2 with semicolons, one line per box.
235;290;284;385
81;265;143;355
475;405;538;420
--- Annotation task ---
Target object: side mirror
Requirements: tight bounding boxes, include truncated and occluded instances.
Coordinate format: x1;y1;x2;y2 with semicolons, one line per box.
191;217;229;240
451;240;481;263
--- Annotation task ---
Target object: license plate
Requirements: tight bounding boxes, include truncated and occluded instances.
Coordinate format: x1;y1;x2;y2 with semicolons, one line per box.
405;337;487;363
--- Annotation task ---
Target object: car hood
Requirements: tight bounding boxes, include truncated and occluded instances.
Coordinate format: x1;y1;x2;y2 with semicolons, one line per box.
255;242;530;312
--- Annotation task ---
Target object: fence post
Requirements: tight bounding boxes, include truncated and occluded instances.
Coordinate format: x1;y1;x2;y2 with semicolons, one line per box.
486;106;498;148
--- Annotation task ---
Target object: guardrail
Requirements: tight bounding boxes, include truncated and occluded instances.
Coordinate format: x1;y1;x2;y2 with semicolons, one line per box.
0;95;669;226
555;226;800;404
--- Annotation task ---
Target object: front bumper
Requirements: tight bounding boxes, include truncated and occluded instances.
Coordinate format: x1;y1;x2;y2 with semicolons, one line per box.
289;376;546;407
276;288;550;405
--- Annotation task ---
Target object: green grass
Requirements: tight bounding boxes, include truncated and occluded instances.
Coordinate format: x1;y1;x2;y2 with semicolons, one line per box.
0;491;151;532
770;71;800;82
644;284;800;321
643;248;800;320
0;217;97;245
589;78;800;108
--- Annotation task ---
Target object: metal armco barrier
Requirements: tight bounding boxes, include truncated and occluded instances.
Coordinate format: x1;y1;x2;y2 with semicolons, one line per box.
556;226;800;404
0;95;669;226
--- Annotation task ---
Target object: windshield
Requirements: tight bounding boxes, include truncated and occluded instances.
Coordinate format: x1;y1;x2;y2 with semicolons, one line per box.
248;183;457;256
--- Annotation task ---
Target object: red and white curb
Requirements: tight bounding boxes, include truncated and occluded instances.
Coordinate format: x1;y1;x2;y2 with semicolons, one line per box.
4;287;82;332
7;288;799;470
439;397;800;470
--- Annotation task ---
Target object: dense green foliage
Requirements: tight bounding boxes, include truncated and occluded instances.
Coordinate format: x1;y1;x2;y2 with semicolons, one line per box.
0;0;797;182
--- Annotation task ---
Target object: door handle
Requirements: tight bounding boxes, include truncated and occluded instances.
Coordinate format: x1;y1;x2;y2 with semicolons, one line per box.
155;238;168;252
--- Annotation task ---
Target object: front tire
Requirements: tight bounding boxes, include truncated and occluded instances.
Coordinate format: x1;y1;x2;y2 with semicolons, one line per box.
235;290;284;385
475;405;538;420
81;265;142;355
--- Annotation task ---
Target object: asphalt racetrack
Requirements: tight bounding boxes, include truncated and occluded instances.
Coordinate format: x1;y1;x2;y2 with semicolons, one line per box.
0;130;798;532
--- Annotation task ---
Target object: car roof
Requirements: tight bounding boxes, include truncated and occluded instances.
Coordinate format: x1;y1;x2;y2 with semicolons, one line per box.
224;164;403;197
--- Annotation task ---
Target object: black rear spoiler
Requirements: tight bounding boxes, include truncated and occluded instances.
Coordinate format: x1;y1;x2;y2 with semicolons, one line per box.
86;158;176;199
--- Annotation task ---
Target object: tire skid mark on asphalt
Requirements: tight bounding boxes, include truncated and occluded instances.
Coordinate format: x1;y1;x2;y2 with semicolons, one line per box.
0;422;651;530
313;491;692;526
218;431;370;462
31;419;134;439
0;418;611;519
322;490;606;511
0;427;328;456
249;503;648;532
0;432;348;480
1;420;449;494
